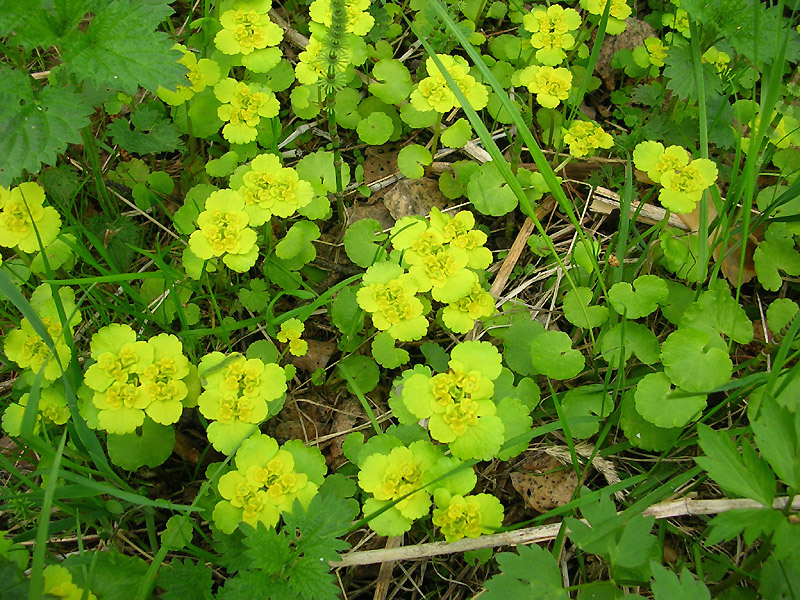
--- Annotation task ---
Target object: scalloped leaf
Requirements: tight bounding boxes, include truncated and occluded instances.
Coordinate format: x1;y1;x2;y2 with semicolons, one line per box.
397;143;432;179
607;275;667;319
635;372;707;428
660;328;732;393
530;331;585;380
343;218;387;267
562;286;609;328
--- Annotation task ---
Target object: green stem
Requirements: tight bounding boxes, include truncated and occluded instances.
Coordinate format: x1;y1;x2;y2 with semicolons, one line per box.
429;111;444;158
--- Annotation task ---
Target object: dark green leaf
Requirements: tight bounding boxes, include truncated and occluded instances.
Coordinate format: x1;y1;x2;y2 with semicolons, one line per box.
157;559;213;600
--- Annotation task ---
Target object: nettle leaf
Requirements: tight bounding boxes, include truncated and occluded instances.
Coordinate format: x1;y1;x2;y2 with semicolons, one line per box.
619;389;681;451
663;41;721;102
396;143;432;179
107;100;184;154
356;111;393;145
0;0;91;51
61;0;186;93
343;218;387;267
752;397;800;491
634;372;707;428
0;67;92;185
368;59;412;104
679;279;754;344
107;417;175;470
371;331;410;369
598;322;660;366
696;424;776;506
481;545;569;600
607;275;667;319
441;118;473;148
157;559;214;600
660;328;732;393
530;330;585;380
561;384;615;438
650;562;711;600
754;223;800;291
562;286;609;328
467;161;519;216
65;550;149;600
275;221;320;270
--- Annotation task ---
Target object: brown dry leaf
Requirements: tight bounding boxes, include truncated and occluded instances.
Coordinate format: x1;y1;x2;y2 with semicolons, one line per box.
173;430;202;464
363;144;401;201
292;339;336;373
383;177;449;221
326;397;361;465
348;200;395;231
510;455;578;513
595;18;657;90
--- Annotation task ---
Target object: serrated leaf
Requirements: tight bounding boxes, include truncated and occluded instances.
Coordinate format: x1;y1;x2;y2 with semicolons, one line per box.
239;279;269;312
679;280;753;344
396;143;432;179
752;397;800;490
61;0;187;93
157;559;213;600
0;69;92;185
663;41;721;102
243;525;294;576
107;101;184;154
283;494;358;562
650;562;711;600
481;545;569;600
695;424;776;506
343;218;387;267
64;550;149;600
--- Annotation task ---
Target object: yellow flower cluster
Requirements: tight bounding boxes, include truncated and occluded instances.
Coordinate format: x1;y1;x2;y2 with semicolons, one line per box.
563;120;614;157
0;182;61;254
188;189;259;272
523;4;582;66
410;54;489;114
214;78;280;144
516;65;573;109
277;318;308;356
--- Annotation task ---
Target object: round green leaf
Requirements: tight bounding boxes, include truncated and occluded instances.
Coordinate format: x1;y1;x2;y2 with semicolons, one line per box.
466;161;518;216
371;331;410;369
530;330;585;380
598;321;660;366
335;87;363;129
767;297;799;335
369;59;412;105
502;319;545;376
356;111;393;145
107;418;175;470
397;143;432;179
562;286;609;328
441;118;473;148
205;151;240;177
634;372;707;428
561;384;615;438
343;218;387;267
338;354;380;394
400;103;438;128
607;274;668;319
661;328;733;393
275;221;320;269
619;389;681;451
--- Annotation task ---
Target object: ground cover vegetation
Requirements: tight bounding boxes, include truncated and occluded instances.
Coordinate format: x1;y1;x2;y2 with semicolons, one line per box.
1;0;800;597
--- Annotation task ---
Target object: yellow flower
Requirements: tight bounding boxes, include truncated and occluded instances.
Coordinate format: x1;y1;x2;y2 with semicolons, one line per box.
214;9;283;72
632;37;668;74
409;54;489;114
0;182;61;253
580;0;631;35
523;4;582;66
517;65;572;109
295;34;352;86
309;0;374;36
188;189;259;272
157;44;220;106
563;120;614;157
231;153;314;225
662;8;691;38
214;78;280;144
277;318;308;356
356;262;428;342
632;141;690;184
703;46;731;74
659;158;718;213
